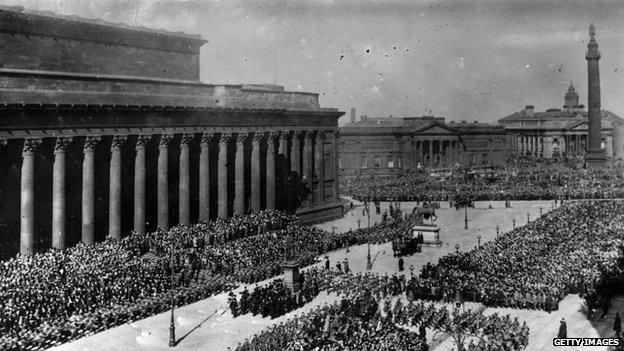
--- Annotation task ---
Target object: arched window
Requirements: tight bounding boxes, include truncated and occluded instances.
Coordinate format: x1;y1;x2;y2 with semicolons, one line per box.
601;137;606;150
552;138;559;150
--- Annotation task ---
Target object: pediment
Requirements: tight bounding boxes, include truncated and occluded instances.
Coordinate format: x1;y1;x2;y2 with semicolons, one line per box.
416;123;456;135
567;121;588;131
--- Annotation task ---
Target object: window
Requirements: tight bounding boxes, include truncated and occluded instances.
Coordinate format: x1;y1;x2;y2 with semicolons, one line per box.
387;156;394;168
360;156;368;168
374;156;381;168
601;137;606;150
338;156;342;169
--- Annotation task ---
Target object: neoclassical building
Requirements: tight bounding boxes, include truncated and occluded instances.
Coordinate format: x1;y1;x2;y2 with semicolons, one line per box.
0;7;343;258
499;83;624;159
339;111;509;178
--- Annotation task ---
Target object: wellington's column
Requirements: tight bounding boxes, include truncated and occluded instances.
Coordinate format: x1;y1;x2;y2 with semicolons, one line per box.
20;138;41;255
291;131;302;175
332;131;340;200
179;134;193;226
233;133;247;216
584;22;604;168
157;134;174;230
134;135;150;235
266;133;278;209
52;137;71;249
109;135;126;240
218;133;230;218
199;133;212;221
82;136;100;245
250;133;262;212
303;131;313;203
315;131;325;203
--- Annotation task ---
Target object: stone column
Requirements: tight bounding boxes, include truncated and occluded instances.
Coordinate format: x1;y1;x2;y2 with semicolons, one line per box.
266;133;278;210
586;24;604;166
20;138;41;255
82;136;100;245
179;134;193;226
157;134;174;230
134;135;150;235
218;133;230;218
291;131;302;174
250;133;262;212
303;131;313;203
199;133;213;222
448;141;454;165
233;133;247;216
428;140;433;167
52;137;72;250
109;135;126;241
315;131;325;203
332;131;340;200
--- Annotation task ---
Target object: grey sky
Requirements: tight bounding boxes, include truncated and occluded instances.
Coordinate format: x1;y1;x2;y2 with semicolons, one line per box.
3;0;624;124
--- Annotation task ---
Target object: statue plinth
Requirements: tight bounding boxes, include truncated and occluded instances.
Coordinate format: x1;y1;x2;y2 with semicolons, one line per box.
585;151;606;168
283;260;300;293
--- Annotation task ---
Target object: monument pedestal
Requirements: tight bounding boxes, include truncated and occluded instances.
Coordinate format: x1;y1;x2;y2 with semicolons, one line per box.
585;151;606;168
283;261;300;293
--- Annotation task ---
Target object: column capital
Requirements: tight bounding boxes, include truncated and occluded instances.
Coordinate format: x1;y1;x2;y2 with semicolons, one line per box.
135;135;151;149
236;133;249;144
200;132;215;145
23;138;42;155
252;133;263;143
54;137;73;152
303;131;313;141
316;131;326;140
110;135;127;150
159;134;175;147
180;133;195;146
83;136;101;151
293;130;304;138
278;131;289;142
219;133;232;145
268;132;280;142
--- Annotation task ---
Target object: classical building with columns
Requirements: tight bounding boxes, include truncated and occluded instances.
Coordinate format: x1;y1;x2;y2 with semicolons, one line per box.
498;83;624;160
0;7;343;258
339;114;509;178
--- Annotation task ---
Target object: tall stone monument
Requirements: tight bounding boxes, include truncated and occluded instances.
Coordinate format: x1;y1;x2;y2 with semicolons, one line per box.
585;23;606;167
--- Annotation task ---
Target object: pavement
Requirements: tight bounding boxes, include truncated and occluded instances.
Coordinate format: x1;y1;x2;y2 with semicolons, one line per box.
52;199;622;351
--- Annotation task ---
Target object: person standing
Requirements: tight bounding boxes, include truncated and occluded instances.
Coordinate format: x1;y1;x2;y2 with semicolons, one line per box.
343;258;350;273
398;256;404;272
324;256;330;270
558;318;567;338
614;312;621;337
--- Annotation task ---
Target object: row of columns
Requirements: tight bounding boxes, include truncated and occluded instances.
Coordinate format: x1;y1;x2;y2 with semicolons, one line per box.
415;139;461;168
517;133;593;157
518;135;543;156
17;129;337;255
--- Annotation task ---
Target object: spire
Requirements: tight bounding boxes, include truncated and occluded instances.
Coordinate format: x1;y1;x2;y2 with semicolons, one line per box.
564;81;579;112
589;23;596;41
568;81;575;92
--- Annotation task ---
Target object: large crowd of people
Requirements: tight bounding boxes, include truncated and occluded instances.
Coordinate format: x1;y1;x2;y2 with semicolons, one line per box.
342;156;624;202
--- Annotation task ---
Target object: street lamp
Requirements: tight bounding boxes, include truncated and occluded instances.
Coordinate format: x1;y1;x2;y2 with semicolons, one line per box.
540;206;543;216
464;206;468;230
496;225;500;238
169;245;176;347
512;218;516;229
409;264;414;279
527;212;530;223
366;241;372;270
477;234;481;248
357;219;361;229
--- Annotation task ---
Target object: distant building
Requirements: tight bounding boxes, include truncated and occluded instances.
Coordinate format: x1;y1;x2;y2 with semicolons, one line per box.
498;83;624;159
339;114;509;178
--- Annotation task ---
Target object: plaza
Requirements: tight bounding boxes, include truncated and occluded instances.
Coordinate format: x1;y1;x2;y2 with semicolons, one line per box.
48;198;620;351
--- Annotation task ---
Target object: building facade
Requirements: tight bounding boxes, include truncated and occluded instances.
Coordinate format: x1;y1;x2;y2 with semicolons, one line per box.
0;7;343;258
498;83;624;160
339;114;509;178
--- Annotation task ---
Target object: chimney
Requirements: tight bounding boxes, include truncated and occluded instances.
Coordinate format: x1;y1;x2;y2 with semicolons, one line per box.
525;105;534;117
350;108;356;123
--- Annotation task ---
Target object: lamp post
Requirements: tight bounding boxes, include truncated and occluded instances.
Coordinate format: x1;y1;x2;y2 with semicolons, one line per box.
409;264;414;279
357;219;361;229
496;225;500;238
169;245;176;347
512;218;516;229
464;206;468;230
477;234;481;248
540;206;543;216
366;241;372;270
527;212;530;223
366;202;371;228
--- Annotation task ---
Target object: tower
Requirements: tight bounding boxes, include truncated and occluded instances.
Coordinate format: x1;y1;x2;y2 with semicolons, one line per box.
585;23;605;167
563;82;579;112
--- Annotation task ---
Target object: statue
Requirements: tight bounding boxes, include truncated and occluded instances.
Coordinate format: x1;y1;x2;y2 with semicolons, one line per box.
589;23;595;40
284;234;295;262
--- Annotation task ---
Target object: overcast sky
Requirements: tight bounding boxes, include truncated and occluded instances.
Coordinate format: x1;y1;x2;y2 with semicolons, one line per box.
3;0;624;124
